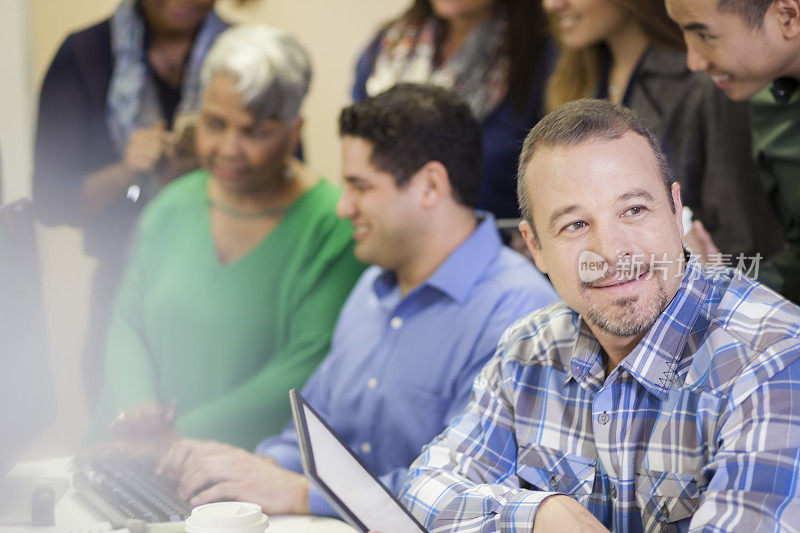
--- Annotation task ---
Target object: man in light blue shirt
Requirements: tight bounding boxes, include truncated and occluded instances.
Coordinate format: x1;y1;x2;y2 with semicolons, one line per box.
157;84;558;516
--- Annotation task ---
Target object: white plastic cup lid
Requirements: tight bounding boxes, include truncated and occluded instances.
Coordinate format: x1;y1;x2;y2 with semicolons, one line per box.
185;502;269;533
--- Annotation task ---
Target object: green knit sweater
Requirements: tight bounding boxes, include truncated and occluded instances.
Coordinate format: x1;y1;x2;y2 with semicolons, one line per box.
90;170;364;448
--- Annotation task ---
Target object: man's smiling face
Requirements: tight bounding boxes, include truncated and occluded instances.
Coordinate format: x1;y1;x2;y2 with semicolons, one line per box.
666;0;797;101
520;132;685;339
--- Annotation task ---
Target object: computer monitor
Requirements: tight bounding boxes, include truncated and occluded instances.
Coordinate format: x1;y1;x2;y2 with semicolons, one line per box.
0;199;54;477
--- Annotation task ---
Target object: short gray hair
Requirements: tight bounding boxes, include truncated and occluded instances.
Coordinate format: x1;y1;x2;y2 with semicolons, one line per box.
517;99;674;243
717;0;773;28
201;24;312;121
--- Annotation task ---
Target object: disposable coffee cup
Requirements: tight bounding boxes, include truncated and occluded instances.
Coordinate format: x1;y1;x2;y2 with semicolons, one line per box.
185;502;269;533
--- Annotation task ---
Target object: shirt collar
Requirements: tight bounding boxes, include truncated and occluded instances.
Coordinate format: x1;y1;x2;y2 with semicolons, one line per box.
372;269;400;302
564;319;605;394
564;257;712;400
618;258;711;399
372;213;502;304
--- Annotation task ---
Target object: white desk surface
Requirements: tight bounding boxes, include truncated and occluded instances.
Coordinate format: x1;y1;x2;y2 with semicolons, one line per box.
3;457;357;533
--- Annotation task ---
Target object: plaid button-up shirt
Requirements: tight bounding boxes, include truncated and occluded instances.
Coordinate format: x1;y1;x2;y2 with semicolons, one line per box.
401;261;800;532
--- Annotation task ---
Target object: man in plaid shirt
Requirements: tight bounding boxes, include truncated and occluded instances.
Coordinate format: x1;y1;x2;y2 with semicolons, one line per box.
400;99;800;532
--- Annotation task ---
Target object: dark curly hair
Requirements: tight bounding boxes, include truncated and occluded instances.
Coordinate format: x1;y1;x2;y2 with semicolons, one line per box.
339;83;482;208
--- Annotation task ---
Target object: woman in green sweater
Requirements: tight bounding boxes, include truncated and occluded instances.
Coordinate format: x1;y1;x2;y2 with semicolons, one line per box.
89;25;364;450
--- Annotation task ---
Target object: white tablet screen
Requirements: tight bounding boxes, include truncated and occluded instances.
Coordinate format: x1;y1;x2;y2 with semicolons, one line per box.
303;402;426;533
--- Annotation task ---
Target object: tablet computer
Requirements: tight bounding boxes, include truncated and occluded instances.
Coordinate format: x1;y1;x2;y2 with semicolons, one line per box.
289;389;428;533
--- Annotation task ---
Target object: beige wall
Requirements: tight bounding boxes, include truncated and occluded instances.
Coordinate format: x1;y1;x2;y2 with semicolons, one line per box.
0;0;33;204
27;0;407;456
32;1;115;84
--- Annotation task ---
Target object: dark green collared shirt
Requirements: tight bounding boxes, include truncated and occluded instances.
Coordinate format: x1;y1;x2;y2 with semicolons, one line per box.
749;82;800;304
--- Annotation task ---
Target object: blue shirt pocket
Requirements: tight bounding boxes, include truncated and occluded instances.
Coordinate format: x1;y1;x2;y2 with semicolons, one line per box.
516;444;597;505
635;470;701;530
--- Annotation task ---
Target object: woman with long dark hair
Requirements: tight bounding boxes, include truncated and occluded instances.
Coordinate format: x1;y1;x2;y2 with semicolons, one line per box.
354;0;553;220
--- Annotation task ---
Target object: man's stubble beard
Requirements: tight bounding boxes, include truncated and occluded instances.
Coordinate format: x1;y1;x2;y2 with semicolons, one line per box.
581;281;669;338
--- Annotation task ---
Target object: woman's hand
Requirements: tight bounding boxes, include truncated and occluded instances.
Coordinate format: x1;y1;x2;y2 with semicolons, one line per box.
81;120;199;216
82;401;179;460
123;121;173;174
77;402;180;463
108;400;175;438
160;115;200;184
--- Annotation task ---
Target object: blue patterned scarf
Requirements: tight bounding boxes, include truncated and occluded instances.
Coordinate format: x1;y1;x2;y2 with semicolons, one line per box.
106;0;227;155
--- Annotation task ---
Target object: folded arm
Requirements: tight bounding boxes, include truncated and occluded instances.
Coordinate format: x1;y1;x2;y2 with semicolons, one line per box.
400;355;606;532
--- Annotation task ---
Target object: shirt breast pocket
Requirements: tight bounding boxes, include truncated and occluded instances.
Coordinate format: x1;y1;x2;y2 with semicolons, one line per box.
635;470;701;531
516;444;597;505
379;383;448;455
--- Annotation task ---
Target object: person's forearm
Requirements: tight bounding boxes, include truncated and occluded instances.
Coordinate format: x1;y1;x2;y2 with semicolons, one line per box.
176;342;326;448
80;161;140;219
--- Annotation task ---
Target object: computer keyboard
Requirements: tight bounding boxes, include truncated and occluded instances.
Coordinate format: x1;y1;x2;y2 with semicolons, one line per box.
73;455;191;533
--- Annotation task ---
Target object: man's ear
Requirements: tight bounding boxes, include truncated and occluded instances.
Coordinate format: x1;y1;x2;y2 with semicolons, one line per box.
413;161;450;209
519;219;547;274
775;0;800;39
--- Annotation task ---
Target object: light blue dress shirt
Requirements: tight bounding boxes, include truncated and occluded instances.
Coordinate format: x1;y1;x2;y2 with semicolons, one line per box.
255;215;558;516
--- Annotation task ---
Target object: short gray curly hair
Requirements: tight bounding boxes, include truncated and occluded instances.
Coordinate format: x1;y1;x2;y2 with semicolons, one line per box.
201;24;312;121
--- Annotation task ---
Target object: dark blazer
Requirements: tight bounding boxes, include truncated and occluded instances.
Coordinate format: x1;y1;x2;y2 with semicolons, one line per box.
32;20;141;260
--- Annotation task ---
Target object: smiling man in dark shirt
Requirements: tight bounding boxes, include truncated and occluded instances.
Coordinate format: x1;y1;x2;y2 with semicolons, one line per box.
666;0;800;304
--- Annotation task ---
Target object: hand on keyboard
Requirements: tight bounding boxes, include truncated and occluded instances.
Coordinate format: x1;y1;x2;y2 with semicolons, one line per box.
157;439;234;481
157;439;310;515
